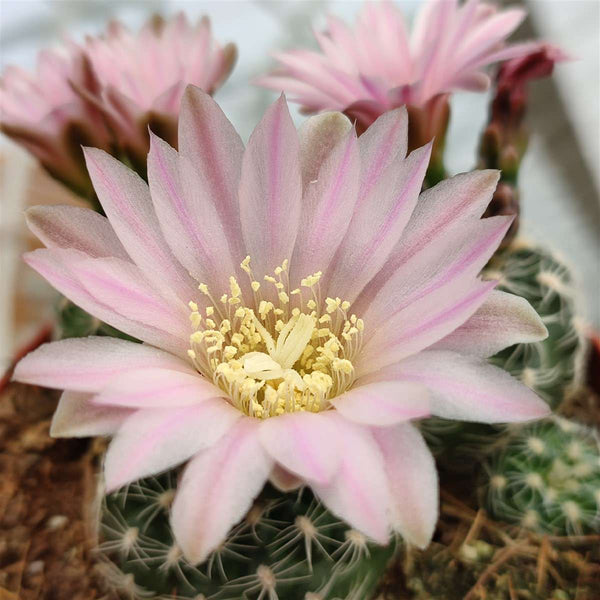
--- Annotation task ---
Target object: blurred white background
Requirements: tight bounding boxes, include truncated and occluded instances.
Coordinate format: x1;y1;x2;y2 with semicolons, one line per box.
1;0;599;371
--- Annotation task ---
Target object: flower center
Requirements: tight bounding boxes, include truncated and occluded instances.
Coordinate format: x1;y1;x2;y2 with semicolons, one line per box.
187;258;364;419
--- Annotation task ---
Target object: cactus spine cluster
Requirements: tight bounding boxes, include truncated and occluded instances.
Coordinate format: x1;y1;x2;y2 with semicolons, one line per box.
484;416;600;535
95;472;397;599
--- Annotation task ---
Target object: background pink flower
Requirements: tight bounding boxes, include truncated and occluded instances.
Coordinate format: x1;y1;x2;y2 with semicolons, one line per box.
0;14;235;195
78;13;236;163
0;48;111;196
14;87;549;564
258;0;546;135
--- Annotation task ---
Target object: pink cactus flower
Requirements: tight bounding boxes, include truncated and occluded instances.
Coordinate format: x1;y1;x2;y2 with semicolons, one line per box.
0;48;111;196
14;87;549;564
0;14;235;194
79;14;237;161
257;0;545;135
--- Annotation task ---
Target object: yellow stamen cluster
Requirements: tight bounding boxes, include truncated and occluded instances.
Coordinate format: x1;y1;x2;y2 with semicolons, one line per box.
187;257;364;419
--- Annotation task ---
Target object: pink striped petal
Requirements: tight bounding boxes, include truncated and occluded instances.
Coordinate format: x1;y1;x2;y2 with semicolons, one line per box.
358;215;512;329
326;15;362;72
359;278;496;374
448;0;480;49
312;413;391;544
326;143;431;302
364;2;412;83
360;170;500;305
259;412;342;485
298;111;352;189
239;95;302;276
177;86;245;260
26;205;128;260
313;27;355;73
357;107;409;199
50;391;134;437
400;170;501;246
377;350;550;423
415;0;464;101
355;7;392;81
67;255;189;341
271;51;362;106
93;368;223;408
104;399;241;492
456;9;526;68
23;249;187;356
171;418;273;564
13;336;194;393
331;381;430;426
291;129;359;279
84;147;196;302
254;74;338;113
433;290;548;357
373;423;438;548
147;132;237;293
411;0;455;59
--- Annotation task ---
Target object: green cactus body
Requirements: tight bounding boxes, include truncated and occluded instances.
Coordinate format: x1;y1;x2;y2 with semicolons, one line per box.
420;238;585;461
96;473;397;599
484;417;600;535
